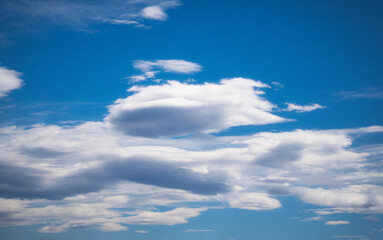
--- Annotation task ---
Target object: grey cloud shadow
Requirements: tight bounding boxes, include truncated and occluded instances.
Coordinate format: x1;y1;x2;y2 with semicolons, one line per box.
57;158;229;198
20;146;67;159
109;106;223;138
256;143;305;168
0;162;49;199
0;158;229;200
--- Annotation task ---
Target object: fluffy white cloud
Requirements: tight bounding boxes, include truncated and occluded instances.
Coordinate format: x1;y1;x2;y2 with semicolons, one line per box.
1;66;383;232
106;78;285;137
285;103;325;112
141;5;167;21
325;220;350;225
0;120;382;232
0;66;23;97
291;185;383;214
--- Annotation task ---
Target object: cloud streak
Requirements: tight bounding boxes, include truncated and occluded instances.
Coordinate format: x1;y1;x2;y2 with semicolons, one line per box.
284;103;325;112
325;220;350;225
0;0;181;33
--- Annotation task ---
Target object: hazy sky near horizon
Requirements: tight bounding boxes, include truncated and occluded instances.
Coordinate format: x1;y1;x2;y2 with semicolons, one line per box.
0;0;383;239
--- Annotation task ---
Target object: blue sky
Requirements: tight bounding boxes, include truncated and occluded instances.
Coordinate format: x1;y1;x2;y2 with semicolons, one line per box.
0;0;383;239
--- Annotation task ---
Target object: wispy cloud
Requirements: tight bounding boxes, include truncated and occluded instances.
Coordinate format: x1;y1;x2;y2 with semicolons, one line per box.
284;103;325;112
362;215;380;221
336;87;383;100
184;229;214;232
325;220;350;225
127;59;202;82
333;236;369;239
134;60;202;74
300;216;323;222
0;0;181;34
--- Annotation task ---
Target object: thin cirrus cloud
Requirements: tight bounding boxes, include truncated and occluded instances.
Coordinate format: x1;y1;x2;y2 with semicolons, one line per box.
184;229;214;232
0;0;181;32
284;103;326;112
337;87;383;100
0;66;23;97
325;220;351;226
333;236;369;239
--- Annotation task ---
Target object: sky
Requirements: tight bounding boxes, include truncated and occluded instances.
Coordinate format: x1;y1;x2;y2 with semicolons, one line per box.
0;0;383;239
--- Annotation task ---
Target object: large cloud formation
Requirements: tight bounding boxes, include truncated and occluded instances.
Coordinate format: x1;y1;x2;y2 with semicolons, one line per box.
0;72;382;233
106;78;286;137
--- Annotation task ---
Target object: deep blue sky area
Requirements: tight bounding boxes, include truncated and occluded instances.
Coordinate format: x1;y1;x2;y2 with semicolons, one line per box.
0;0;383;239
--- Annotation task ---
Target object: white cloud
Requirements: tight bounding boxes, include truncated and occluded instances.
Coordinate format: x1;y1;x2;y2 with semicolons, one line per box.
325;220;350;225
184;229;214;232
120;207;208;225
128;59;201;83
291;185;383;214
0;123;382;232
129;71;159;82
1;62;383;233
0;0;181;34
141;6;167;21
300;216;323;221
228;193;281;210
135;230;148;233
102;19;139;25
134;60;202;74
337;88;383;99
284;103;325;112
0;66;23;97
106;78;285;137
271;82;284;89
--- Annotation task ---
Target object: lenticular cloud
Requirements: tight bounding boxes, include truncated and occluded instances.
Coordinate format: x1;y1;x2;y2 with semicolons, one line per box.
106;77;287;137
